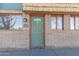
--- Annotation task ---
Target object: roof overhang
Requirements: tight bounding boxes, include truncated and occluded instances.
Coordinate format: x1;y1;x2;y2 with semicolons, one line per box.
0;10;22;13
23;3;79;13
0;10;22;16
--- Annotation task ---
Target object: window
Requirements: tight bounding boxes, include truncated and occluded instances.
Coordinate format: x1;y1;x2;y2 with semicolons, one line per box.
0;15;26;30
58;16;63;31
51;16;63;31
70;16;79;30
51;16;56;30
70;17;75;30
75;17;79;29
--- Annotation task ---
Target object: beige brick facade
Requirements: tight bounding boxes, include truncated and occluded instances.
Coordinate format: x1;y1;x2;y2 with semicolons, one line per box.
0;31;29;49
45;14;79;48
24;3;79;49
0;11;30;49
0;14;30;49
3;3;79;49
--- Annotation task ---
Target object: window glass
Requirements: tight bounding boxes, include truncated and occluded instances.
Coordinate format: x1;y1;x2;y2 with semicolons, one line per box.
11;15;23;30
0;17;4;29
58;16;62;30
70;17;74;30
51;16;56;30
0;15;24;30
75;17;79;29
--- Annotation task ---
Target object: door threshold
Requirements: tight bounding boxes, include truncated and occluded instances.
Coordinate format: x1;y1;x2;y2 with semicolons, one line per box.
31;47;44;49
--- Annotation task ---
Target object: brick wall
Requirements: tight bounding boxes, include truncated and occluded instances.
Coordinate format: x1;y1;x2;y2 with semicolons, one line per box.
24;3;79;49
45;14;79;48
0;30;29;49
0;13;30;49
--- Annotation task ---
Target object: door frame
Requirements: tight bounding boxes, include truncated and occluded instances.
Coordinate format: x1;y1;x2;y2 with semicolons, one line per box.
29;13;45;49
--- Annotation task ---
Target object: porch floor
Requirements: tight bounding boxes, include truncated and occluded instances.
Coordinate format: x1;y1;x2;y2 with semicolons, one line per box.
0;48;79;56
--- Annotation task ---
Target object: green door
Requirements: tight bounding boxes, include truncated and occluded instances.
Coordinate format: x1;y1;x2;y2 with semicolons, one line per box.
31;16;44;48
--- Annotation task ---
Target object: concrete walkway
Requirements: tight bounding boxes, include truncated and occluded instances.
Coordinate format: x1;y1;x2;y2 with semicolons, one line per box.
0;48;79;56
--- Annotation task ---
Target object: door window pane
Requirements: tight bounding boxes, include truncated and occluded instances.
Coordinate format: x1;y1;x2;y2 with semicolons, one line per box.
70;17;74;30
51;16;56;30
